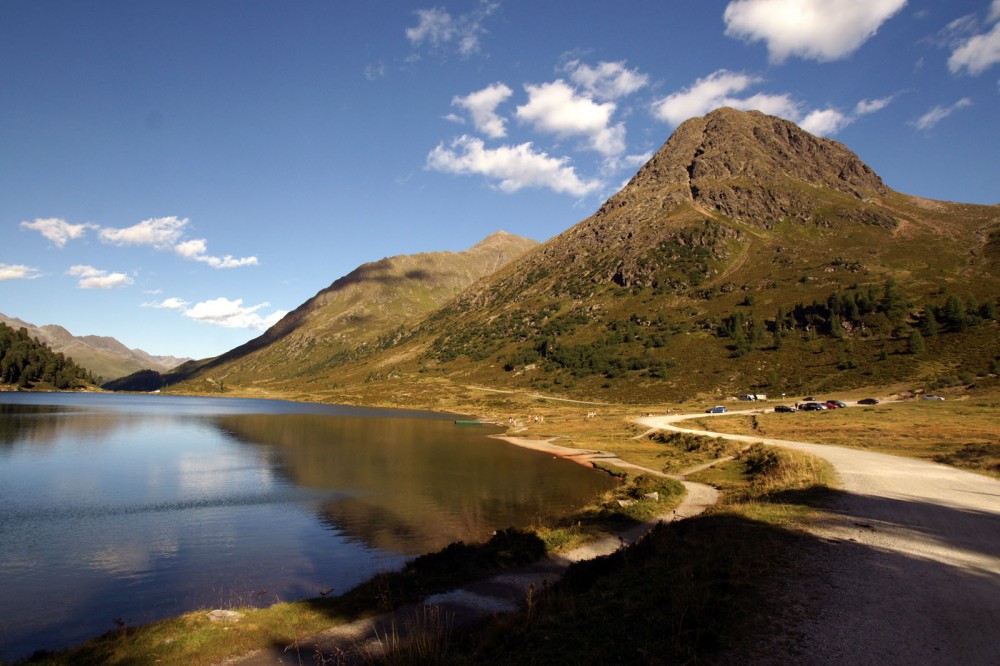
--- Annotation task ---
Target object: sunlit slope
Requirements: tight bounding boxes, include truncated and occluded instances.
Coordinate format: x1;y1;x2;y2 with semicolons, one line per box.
157;231;538;392
156;108;999;404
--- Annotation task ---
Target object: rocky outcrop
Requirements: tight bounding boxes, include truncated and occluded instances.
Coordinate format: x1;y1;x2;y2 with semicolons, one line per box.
607;108;894;227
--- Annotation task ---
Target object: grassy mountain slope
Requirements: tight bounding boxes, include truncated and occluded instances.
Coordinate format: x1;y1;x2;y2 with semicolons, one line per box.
134;231;537;393
0;312;190;381
168;108;999;405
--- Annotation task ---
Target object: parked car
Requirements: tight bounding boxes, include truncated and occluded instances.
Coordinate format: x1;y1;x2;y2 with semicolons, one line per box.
706;406;727;414
827;400;847;408
800;402;827;411
774;405;796;413
803;396;815;401
858;398;880;405
922;395;945;401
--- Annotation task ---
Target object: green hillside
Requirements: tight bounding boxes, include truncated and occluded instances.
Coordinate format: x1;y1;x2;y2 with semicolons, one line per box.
150;109;999;406
107;231;538;393
0;322;99;390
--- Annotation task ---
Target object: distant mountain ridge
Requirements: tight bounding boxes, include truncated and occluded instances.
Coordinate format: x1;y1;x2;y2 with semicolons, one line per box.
0;313;190;381
109;230;538;391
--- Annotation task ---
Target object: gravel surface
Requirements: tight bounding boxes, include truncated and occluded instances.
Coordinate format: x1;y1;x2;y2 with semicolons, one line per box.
639;410;1000;665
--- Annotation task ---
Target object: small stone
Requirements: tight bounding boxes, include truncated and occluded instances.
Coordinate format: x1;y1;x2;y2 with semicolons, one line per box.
643;492;659;502
206;609;244;623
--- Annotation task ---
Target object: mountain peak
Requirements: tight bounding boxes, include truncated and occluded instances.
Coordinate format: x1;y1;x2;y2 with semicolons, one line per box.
610;107;891;227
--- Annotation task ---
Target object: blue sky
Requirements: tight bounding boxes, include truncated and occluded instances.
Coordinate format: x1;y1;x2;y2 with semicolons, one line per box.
3;0;999;361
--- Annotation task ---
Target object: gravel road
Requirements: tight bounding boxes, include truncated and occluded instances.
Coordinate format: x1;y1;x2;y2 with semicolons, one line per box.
638;410;1000;665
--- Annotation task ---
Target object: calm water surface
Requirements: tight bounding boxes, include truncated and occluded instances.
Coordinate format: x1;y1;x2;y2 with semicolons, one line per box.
0;392;614;659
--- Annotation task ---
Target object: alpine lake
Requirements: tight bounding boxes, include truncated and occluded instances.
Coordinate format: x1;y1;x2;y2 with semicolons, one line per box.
0;392;614;660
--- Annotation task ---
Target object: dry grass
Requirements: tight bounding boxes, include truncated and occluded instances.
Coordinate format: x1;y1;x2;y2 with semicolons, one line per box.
695;388;1000;477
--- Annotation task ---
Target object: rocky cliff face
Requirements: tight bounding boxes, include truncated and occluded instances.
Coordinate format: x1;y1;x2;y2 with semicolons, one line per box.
608;107;893;227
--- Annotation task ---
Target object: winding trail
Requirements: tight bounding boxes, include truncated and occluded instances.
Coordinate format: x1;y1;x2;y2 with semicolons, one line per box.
638;408;1000;665
221;434;718;665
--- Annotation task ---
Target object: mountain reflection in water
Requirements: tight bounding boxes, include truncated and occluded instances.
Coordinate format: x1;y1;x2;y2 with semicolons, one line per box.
0;393;613;660
215;413;611;554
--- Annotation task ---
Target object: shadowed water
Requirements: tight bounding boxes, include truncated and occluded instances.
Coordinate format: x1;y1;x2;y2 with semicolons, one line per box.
0;392;614;660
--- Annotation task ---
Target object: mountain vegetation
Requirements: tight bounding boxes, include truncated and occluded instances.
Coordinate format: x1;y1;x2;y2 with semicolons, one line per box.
0;312;190;382
0;322;99;390
104;231;538;392
121;108;998;406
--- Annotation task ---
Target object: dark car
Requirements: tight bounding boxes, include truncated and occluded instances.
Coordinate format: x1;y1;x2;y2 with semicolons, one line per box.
800;402;827;411
858;398;880;405
774;405;796;413
706;406;727;414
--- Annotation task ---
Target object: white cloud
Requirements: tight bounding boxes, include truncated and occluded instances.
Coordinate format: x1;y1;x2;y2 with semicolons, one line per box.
949;21;1000;75
727;92;800;118
200;254;259;268
566;60;649;101
909;98;973;130
20;217;96;248
854;96;895;115
142;297;189;310
406;3;499;57
516;80;625;156
0;263;42;281
99;216;188;249
426;134;601;196
651;69;892;136
452;83;513;138
98;216;257;268
723;0;908;62
650;70;800;126
174;237;258;267
406;8;455;48
183;297;287;330
364;61;386;81
66;265;133;289
800;108;851;136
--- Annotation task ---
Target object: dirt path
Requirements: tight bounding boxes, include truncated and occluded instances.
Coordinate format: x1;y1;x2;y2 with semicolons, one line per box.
638;410;1000;665
219;436;718;665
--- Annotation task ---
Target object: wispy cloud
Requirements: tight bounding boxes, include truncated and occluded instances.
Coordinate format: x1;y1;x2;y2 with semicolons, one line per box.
723;0;908;63
183;297;287;330
650;70;799;126
20;217;97;248
651;69;894;137
909;98;973;130
800;95;897;135
565;60;649;101
98;215;187;249
141;296;189;310
66;265;133;289
0;263;42;281
99;216;258;268
949;20;1000;75
426;135;601;196
406;2;499;58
